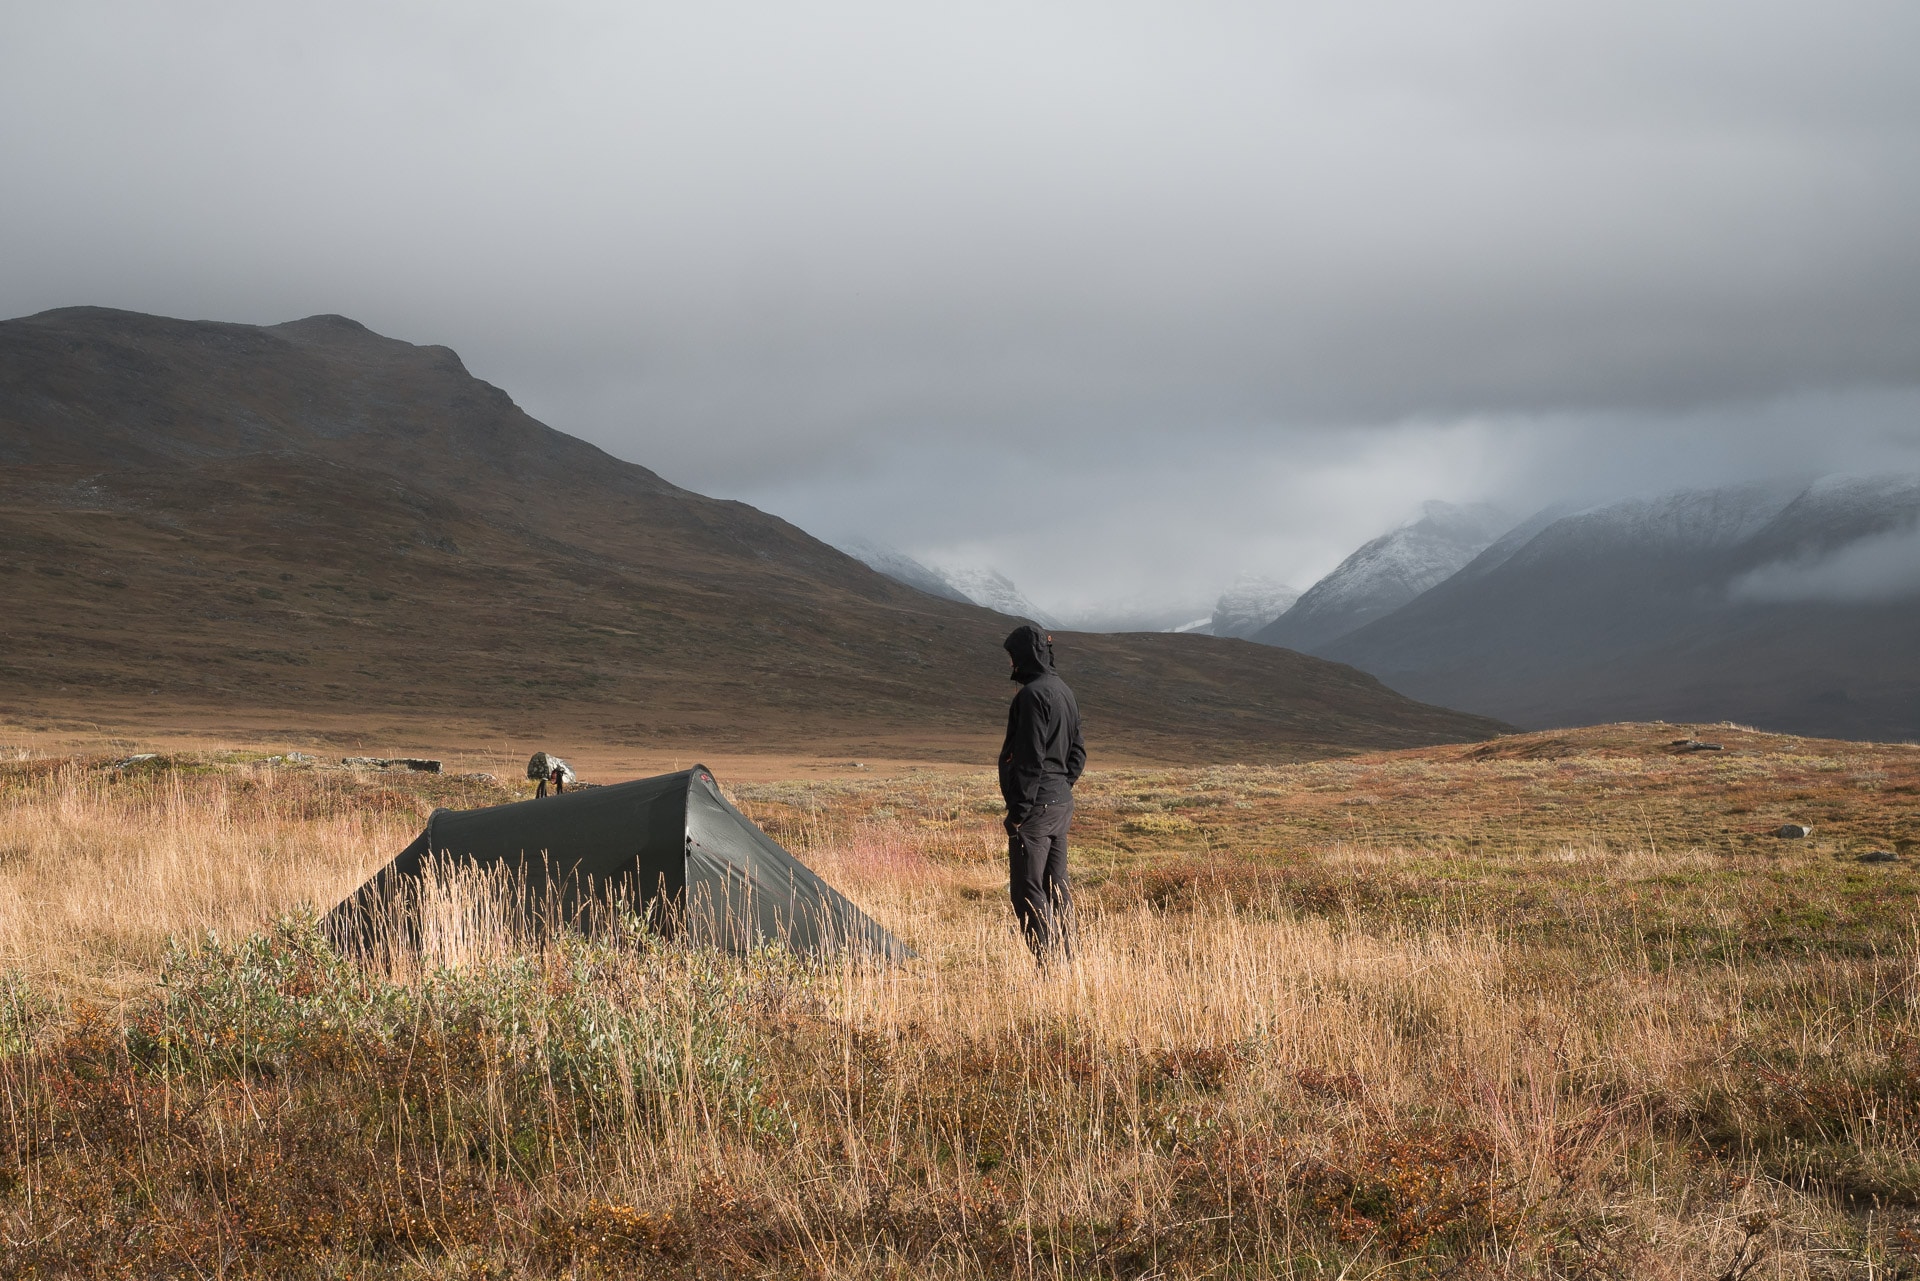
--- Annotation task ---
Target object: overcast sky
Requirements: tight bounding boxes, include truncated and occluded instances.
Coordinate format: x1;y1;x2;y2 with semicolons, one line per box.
4;1;1918;618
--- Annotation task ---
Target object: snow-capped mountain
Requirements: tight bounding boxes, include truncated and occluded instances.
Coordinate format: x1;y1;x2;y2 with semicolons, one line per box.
1255;501;1513;654
1320;476;1920;741
836;539;1056;624
836;538;973;604
1209;576;1302;639
937;565;1058;627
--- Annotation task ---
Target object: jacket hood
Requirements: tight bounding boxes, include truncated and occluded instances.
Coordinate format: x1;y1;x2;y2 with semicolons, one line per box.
1004;624;1055;682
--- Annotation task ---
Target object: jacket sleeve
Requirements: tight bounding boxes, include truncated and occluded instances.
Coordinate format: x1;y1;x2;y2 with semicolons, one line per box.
998;687;1045;823
1065;703;1086;785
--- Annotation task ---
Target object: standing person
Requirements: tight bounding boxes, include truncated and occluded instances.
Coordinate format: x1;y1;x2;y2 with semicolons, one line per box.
999;624;1086;963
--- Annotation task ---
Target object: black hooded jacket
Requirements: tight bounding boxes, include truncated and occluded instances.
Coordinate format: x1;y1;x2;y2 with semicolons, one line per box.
998;625;1086;824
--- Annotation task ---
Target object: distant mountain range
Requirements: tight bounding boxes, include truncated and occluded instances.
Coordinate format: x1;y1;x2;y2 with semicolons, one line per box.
0;306;1507;760
1258;479;1920;741
843;543;1296;638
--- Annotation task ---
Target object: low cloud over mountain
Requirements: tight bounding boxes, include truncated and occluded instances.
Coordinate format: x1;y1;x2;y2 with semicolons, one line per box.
1729;478;1920;603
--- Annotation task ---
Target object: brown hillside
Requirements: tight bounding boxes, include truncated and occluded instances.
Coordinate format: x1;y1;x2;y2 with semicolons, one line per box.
0;307;1507;759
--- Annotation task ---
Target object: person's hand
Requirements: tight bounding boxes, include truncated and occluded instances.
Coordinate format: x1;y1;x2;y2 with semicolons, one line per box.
1003;814;1022;836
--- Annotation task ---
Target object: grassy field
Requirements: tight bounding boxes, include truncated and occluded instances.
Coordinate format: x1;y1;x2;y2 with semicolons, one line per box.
2;723;1918;1277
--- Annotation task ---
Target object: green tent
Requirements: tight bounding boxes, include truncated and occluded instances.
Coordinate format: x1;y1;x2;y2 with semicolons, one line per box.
326;765;911;960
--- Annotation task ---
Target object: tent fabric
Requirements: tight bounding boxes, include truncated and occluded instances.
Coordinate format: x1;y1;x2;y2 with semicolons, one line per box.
326;765;910;960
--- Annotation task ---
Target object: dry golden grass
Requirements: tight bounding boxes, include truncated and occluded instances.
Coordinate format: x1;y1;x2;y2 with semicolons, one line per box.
3;725;1919;1277
0;755;475;994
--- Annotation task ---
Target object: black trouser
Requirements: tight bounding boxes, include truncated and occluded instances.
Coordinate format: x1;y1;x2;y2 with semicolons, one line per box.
1009;798;1073;960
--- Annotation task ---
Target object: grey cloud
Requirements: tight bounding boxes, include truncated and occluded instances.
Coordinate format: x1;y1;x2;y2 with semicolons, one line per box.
3;1;1918;613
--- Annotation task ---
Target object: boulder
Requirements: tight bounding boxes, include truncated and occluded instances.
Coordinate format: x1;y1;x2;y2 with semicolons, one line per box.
526;751;575;784
1857;850;1899;864
1775;824;1813;839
